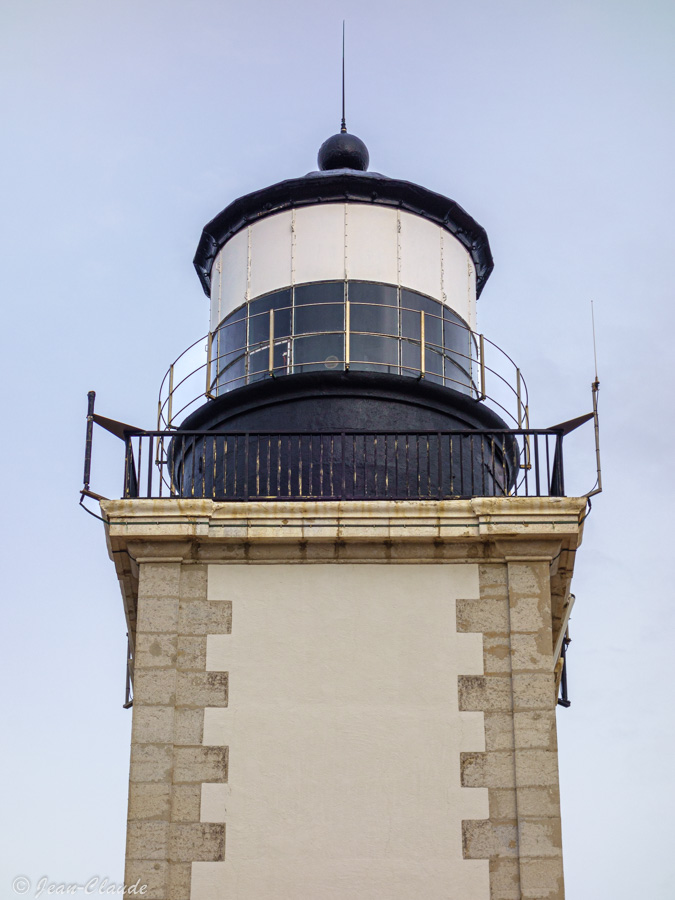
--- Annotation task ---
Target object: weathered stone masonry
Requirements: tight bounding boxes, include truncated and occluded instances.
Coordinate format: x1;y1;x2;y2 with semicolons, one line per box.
460;554;566;900
125;560;229;899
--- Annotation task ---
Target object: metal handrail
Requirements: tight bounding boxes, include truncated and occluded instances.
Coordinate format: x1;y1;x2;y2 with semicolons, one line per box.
157;300;529;435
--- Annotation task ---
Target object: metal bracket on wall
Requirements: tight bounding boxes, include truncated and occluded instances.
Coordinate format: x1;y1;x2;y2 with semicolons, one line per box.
123;633;134;709
557;630;572;708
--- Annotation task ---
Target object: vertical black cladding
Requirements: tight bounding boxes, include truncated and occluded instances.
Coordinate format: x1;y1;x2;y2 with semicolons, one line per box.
170;428;516;501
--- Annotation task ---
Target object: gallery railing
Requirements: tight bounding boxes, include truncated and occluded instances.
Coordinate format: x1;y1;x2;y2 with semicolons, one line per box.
157;300;530;433
120;428;565;501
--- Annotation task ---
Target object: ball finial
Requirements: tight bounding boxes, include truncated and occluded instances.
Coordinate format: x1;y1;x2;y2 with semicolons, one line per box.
318;132;370;172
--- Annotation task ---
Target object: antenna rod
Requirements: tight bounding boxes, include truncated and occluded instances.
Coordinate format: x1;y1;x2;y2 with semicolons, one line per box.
591;298;599;382
588;299;603;497
341;21;347;133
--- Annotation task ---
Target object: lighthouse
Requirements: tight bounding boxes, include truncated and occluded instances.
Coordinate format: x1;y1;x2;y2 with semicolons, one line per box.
89;125;590;900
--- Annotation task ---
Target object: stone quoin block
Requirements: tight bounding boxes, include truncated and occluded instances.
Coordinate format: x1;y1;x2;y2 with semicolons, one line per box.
173;708;205;746
175;671;228;708
517;818;563;858
488;858;521;900
519;857;565;899
461;751;517;789
459;675;513;712
123;860;168;900
483;712;516;752
169;823;226;862
481;634;512;674
138;563;182;600
127;783;172;822
167;862;192;900
136;597;180;634
132;669;177;707
176;635;208;671
129;744;173;784
509;631;554;672
170;784;202;824
511;673;556;711
172;746;228;784
487;788;518;820
516;786;562;818
463;819;519;859
126;821;170;861
179;565;208;600
134;632;178;668
512;749;560;788
513;710;558;750
456;597;510;635
178;599;232;636
131;706;175;745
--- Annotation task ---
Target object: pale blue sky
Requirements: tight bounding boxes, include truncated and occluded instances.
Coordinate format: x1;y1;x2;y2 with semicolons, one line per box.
2;1;674;896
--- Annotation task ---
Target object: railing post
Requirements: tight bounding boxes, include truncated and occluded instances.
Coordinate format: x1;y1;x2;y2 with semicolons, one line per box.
268;309;275;375
167;364;174;428
524;404;531;468
345;300;350;369
479;333;486;399
124;438;132;498
420;312;426;378
147;435;154;498
517;370;532;470
205;332;214;398
516;368;522;428
550;433;565;497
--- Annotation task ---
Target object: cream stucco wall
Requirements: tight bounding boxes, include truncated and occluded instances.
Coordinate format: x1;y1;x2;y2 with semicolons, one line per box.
191;563;489;900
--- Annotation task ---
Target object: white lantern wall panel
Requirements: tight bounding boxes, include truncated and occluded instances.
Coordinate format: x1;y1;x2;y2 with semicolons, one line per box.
346;205;399;286
249;211;293;302
209;205;476;332
293;205;345;287
398;213;443;305
442;231;477;332
214;228;248;327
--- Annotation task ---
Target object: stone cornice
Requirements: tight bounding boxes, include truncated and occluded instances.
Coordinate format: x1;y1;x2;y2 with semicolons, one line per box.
102;497;586;550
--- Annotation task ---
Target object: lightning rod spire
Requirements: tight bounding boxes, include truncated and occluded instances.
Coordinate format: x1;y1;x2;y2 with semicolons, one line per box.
341;21;347;133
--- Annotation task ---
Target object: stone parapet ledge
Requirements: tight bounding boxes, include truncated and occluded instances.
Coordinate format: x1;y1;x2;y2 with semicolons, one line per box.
102;497;587;545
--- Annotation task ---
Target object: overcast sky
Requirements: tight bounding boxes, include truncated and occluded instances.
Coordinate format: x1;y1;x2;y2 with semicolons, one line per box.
2;1;674;897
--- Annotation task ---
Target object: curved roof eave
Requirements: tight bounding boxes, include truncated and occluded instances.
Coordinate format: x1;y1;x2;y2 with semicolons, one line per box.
193;169;494;298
